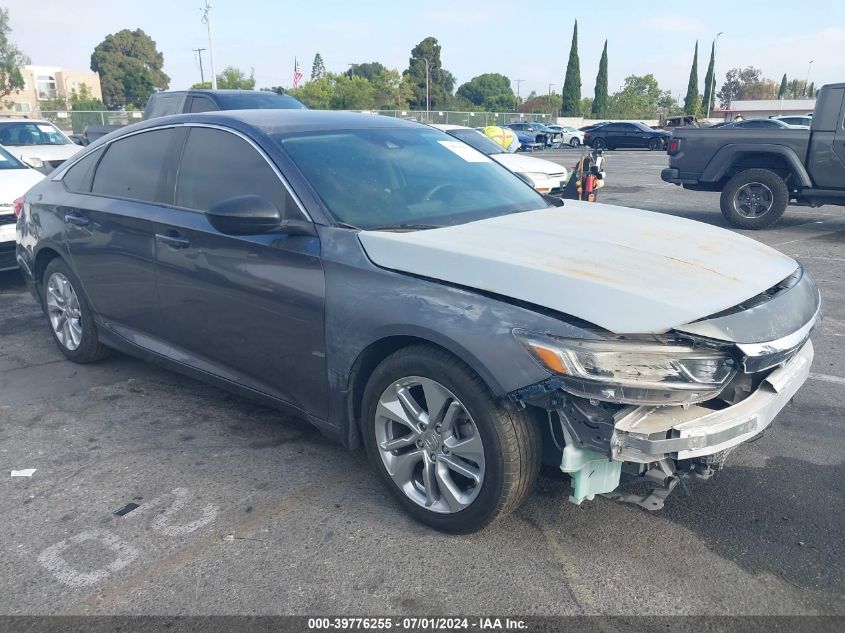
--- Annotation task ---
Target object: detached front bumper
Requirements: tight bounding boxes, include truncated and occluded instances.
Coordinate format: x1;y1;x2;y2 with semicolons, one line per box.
613;340;813;463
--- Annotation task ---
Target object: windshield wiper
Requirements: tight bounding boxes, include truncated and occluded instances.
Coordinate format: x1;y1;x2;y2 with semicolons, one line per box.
364;223;442;232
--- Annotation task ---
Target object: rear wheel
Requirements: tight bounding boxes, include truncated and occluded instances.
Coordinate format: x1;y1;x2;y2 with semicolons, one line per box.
361;345;541;533
569;137;580;147
648;137;663;151
42;258;109;363
720;168;789;229
591;138;606;150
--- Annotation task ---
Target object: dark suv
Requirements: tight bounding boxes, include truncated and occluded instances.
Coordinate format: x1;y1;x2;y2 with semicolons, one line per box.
144;90;306;119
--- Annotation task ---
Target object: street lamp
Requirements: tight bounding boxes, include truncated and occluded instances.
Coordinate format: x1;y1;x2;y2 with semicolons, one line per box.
422;57;431;114
706;31;723;119
805;60;814;97
201;1;217;90
548;83;556;116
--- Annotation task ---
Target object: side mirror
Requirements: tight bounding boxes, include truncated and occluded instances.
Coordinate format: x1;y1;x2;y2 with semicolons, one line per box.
207;195;284;236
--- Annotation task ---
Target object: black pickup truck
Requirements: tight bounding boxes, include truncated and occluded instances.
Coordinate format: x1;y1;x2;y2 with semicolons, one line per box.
662;82;845;229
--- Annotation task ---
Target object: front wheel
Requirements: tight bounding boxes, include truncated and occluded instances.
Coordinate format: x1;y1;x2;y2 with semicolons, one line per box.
569;137;581;147
361;345;541;533
720;168;789;229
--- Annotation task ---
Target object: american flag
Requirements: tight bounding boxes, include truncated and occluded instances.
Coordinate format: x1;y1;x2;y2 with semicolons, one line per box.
293;58;303;88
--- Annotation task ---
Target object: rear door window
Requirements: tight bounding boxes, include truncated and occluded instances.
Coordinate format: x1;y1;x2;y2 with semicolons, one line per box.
62;147;104;193
174;127;295;218
91;129;176;203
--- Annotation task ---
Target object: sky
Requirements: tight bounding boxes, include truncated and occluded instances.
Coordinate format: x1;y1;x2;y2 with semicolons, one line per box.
7;0;845;104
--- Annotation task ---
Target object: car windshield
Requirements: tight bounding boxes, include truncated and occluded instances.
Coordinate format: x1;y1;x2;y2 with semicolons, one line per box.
279;127;547;230
214;92;307;110
0;145;28;169
0;122;70;146
445;128;505;155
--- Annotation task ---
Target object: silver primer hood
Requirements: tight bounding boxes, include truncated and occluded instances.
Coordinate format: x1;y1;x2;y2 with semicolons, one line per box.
358;202;799;334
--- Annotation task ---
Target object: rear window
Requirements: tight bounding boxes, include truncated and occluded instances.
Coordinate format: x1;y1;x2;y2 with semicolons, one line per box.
62;148;104;192
92;129;175;203
144;93;187;119
214;92;307;110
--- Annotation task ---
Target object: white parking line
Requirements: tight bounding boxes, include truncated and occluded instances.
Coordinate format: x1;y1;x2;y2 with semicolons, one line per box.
809;372;845;386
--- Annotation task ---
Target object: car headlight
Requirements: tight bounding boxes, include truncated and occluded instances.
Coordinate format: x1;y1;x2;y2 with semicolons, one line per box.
514;329;736;406
518;172;548;186
22;156;43;169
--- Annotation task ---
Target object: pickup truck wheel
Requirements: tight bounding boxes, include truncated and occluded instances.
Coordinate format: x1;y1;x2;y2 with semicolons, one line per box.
361;344;541;533
720;169;789;229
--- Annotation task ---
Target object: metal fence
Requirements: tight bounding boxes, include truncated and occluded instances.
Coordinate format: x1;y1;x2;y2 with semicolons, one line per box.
36;109;556;134
37;110;145;134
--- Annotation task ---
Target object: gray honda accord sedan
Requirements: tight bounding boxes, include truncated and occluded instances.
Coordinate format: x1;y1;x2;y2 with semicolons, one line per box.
15;110;820;532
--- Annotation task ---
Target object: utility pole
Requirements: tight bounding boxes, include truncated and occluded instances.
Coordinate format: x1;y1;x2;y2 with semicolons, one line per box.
423;57;431;114
514;79;524;111
201;1;217;90
193;47;207;84
548;82;555;116
805;60;814;96
706;31;723;120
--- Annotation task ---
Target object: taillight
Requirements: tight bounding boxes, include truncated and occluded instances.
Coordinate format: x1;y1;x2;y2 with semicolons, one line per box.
584;131;591;137
667;138;681;155
13;197;24;219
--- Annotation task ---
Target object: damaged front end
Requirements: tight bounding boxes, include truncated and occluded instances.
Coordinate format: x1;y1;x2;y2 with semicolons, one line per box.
509;267;821;510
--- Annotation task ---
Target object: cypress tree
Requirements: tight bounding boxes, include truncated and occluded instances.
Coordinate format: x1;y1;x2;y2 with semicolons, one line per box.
701;41;716;116
683;41;699;115
808;82;815;97
591;40;608;118
778;74;788;99
560;20;581;116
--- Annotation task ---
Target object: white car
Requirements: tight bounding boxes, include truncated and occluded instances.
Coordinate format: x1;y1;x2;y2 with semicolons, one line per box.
772;115;813;128
432;124;568;195
0;145;44;271
0;119;82;175
546;124;585;147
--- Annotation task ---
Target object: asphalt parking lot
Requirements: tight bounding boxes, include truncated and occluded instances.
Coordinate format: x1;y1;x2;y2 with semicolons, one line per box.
1;149;843;616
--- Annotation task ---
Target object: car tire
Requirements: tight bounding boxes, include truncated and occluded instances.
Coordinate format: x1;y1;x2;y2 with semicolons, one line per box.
361;344;541;534
592;138;606;150
569;137;580;147
41;258;110;363
720;168;789;230
648;138;663;151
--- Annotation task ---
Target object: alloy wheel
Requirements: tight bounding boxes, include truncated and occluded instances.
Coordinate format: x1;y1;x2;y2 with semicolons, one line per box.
734;182;774;217
374;376;485;514
45;272;83;351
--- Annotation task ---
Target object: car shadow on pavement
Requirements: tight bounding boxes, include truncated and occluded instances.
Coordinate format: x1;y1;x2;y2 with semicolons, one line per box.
660;456;844;595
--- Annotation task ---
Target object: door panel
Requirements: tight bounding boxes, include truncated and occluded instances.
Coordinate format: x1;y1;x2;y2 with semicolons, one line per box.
153;126;328;418
808;88;845;189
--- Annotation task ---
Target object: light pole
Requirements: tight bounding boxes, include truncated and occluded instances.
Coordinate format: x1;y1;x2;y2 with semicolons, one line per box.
805;60;814;96
548;82;555;116
706;31;723;119
201;1;217;90
193;47;207;84
514;79;524;111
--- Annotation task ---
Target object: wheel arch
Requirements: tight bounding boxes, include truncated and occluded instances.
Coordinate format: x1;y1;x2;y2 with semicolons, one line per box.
344;331;507;448
32;246;64;299
702;144;812;188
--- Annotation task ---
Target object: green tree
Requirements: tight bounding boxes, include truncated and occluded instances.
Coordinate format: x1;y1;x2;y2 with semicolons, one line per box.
717;67;779;106
591;40;608;118
455;73;515;112
778;74;788;99
70;83;104;110
683;41;699;115
808;82;815;97
607;74;677;119
0;7;29;101
311;53;326;80
192;66;255;90
330;74;374;109
701;41;716;116
560;20;581;116
288;74;335;109
402;37;455;109
91;29;169;108
346;62;402;108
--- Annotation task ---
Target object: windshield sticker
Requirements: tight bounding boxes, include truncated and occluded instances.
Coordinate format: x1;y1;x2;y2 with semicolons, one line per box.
37;124;55;134
437;140;492;163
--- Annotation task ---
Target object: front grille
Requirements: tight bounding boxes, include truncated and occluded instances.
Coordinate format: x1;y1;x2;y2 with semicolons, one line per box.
0;214;16;226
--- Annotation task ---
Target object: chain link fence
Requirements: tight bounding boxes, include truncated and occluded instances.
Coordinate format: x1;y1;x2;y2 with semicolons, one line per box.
35;109;558;134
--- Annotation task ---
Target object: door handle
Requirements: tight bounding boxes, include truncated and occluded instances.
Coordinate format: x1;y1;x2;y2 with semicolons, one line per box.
155;233;191;249
64;212;89;227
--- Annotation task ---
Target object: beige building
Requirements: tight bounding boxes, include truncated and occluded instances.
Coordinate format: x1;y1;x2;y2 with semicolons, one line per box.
3;65;103;114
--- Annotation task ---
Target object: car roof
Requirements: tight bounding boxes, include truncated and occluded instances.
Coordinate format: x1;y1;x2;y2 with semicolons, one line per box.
107;110;426;138
429;123;466;131
0;119;53;125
